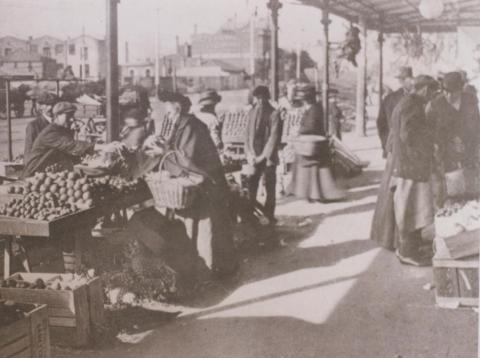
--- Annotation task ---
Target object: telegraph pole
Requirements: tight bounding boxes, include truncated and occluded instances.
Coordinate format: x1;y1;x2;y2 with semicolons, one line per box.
106;0;120;142
154;7;160;90
267;0;282;102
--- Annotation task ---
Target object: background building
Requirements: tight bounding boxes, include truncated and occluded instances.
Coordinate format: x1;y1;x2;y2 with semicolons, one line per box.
0;49;58;78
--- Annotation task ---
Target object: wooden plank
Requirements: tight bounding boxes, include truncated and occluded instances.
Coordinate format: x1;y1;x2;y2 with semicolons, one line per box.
47;307;76;318
72;284;90;346
435;230;480;260
0;317;29;346
0;336;30;358
433;258;478;269
87;277;105;327
3;237;11;279
28;305;50;358
49;316;76;328
434;267;460;298
0;287;75;310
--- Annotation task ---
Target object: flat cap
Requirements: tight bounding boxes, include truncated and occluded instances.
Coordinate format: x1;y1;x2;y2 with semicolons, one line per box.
198;89;222;105
252;85;270;99
414;75;437;90
52;101;77;116
157;90;192;108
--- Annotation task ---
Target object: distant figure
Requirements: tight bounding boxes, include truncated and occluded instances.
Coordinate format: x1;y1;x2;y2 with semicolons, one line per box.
328;90;343;140
119;108;147;150
244;85;283;222
459;70;478;99
195;89;223;152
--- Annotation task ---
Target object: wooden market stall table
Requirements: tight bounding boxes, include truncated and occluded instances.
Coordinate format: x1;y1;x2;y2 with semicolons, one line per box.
0;187;152;279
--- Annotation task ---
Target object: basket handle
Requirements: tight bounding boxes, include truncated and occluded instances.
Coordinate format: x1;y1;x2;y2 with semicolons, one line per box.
158;150;176;172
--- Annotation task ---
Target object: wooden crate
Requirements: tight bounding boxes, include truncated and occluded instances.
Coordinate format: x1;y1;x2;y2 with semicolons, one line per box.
0;304;50;358
433;256;479;308
0;273;105;347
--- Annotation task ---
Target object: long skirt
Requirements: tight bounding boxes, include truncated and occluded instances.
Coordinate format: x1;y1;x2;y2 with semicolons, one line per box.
370;154;399;250
175;186;237;276
289;155;346;201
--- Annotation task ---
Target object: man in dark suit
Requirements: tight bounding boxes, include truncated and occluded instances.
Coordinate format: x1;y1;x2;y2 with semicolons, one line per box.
377;66;414;158
244;86;282;222
24;91;59;158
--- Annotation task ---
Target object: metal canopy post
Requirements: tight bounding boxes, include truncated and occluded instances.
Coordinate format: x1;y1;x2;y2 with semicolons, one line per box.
322;3;331;135
106;0;120;142
355;16;368;137
5;80;12;161
378;26;384;107
268;0;282;102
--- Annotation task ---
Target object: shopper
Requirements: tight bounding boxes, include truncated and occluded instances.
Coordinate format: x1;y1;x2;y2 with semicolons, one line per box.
391;75;438;266
119;108;148;150
142;91;237;278
289;84;345;202
244;85;282;222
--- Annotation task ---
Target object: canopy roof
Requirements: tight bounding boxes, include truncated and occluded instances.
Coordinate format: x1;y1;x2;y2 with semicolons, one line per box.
299;0;480;33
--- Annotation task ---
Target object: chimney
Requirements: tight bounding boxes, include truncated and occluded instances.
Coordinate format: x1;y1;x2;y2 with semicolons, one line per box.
125;41;129;64
176;36;180;54
194;24;198;35
28;36;33;52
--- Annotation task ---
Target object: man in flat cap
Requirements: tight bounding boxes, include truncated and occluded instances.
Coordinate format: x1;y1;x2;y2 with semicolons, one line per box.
371;66;414;251
23;101;121;177
244;85;282;223
24;91;59;158
390;75;439;266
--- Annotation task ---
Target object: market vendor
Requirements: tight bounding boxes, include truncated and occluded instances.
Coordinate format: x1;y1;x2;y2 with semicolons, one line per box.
142;91;237;278
244;85;282;223
24;91;59;158
23;101;122;178
391;75;438;266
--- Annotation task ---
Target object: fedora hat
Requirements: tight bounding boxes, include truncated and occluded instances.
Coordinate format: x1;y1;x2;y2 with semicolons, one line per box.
198;89;222;106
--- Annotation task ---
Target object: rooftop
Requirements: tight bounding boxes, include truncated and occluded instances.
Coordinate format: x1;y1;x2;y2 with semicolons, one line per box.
3;49;49;62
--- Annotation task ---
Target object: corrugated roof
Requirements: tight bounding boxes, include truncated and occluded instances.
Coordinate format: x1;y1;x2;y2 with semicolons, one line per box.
298;0;480;33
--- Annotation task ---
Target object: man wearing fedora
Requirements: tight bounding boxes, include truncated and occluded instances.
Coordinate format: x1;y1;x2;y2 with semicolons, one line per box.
195;89;223;152
245;85;282;223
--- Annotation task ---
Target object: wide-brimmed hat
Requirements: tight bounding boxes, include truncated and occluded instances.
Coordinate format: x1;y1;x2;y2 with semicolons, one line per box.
198;89;222;106
52;101;77;116
252;85;270;99
395;66;414;79
413;75;438;90
443;72;463;93
35;91;59;105
157;90;192;109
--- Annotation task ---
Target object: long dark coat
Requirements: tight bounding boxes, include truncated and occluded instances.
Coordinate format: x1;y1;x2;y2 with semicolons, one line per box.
23;124;94;178
377;88;405;157
391;94;434;182
24;114;50;158
141;114;236;274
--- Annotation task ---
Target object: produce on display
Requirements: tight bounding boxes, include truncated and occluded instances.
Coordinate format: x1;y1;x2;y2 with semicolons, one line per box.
435;199;480;238
1;170;144;220
0;272;95;291
0;300;36;328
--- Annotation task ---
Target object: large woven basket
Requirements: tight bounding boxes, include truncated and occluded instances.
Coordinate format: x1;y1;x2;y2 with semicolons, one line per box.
291;135;328;157
145;152;203;210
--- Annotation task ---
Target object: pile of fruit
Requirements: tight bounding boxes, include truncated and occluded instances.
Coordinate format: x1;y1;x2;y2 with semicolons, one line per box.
0;272;94;292
0;300;36;328
91;175;143;199
435;199;480;237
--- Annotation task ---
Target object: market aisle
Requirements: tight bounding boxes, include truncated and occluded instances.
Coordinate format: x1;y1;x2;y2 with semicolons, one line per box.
54;125;478;358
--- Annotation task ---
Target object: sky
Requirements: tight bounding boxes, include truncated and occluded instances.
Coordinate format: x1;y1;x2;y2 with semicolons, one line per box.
0;0;347;62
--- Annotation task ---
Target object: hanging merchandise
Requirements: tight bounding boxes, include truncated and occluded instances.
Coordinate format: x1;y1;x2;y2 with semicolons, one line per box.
339;25;361;67
419;0;444;19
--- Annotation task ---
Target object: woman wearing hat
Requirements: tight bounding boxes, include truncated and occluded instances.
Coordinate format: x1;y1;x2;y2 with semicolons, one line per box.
195;89;223;151
140;91;237;278
289;84;345;202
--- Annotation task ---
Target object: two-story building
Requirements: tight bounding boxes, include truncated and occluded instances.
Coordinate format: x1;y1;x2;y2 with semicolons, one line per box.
0;50;58;79
0;36;28;58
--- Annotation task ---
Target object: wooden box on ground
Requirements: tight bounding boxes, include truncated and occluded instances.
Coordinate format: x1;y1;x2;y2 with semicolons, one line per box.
0;304;50;358
433;256;479;308
0;273;105;347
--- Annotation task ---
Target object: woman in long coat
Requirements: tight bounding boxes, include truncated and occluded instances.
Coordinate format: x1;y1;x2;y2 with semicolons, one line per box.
142;92;237;278
289;85;345;202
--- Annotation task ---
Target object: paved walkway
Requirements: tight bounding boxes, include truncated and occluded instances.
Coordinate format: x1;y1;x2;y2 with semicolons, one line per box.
55;125;478;358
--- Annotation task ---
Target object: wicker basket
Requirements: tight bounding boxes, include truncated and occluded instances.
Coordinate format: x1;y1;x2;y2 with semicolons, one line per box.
145;152;203;210
292;135;328;156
